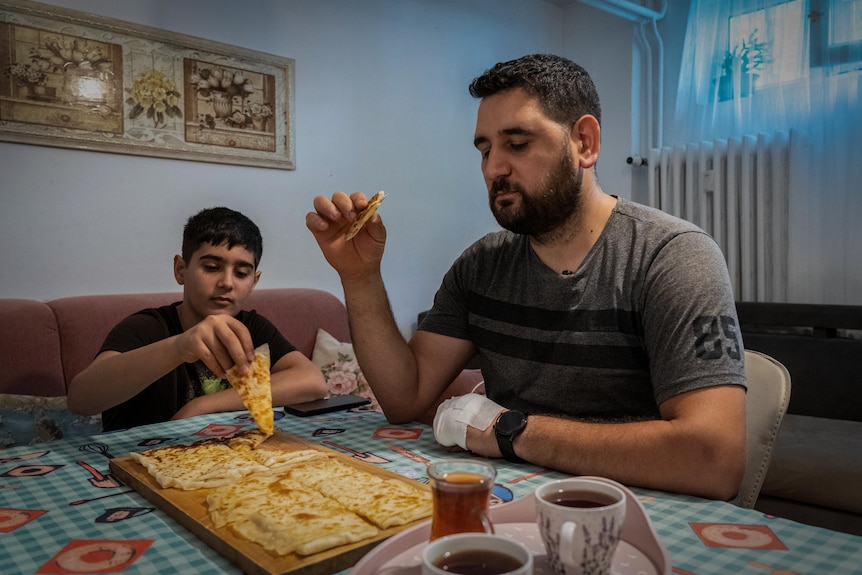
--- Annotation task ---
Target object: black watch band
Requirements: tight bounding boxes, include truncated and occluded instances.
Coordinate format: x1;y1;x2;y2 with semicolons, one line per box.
494;410;528;463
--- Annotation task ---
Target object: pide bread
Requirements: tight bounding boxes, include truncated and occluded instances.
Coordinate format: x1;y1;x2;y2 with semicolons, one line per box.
240;445;328;473
129;429;431;557
318;474;434;529
345;190;386;241
213;475;379;556
226;343;274;436
225;428;270;452
130;439;269;490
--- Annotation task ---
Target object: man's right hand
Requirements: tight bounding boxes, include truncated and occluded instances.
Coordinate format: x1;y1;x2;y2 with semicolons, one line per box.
173;314;255;379
305;191;387;281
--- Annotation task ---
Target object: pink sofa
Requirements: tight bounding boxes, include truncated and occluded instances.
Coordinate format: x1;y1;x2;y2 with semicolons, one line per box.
0;287;478;424
0;288;351;399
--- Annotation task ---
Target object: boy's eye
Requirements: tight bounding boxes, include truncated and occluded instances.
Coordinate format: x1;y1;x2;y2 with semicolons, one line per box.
235;271;250;280
204;264;219;272
510;141;528;151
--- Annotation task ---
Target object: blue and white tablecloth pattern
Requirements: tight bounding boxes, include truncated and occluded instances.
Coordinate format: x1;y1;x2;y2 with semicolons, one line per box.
1;409;860;574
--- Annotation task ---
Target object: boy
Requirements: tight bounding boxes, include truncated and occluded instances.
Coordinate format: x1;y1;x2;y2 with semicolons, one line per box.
68;207;327;431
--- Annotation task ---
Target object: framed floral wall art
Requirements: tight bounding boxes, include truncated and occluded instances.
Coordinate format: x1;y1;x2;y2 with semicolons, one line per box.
0;0;295;169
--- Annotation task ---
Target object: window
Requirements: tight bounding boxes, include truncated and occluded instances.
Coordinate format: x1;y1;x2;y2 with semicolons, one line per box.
726;0;807;89
810;0;862;66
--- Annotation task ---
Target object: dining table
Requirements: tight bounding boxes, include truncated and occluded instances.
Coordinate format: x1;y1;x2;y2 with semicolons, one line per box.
1;407;860;575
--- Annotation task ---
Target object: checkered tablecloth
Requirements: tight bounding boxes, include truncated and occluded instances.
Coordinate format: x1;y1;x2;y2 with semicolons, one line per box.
2;409;860;574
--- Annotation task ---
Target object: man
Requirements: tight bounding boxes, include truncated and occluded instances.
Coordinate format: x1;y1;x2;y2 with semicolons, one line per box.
306;54;746;500
69;207;326;430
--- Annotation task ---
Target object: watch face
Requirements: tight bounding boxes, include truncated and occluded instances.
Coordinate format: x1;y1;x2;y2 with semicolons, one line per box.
498;410;526;434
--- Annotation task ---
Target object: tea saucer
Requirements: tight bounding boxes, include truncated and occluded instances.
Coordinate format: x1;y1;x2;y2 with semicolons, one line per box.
357;522;659;575
352;480;670;575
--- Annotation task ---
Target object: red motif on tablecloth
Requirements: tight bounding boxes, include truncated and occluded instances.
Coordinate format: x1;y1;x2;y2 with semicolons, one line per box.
1;463;65;477
0;450;50;463
748;560;802;575
386;443;430;464
75;461;122;489
0;508;47;532
690;522;788;550
374;427;423;440
36;539;153;574
322;440;391;463
192;423;245;437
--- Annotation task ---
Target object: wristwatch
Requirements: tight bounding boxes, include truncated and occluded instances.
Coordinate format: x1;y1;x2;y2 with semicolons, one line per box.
494;410;528;463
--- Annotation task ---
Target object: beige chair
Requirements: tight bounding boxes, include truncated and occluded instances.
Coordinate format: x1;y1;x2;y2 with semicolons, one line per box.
732;350;792;508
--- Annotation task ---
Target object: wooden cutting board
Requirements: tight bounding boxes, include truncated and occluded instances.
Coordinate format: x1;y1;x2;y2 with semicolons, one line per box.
109;430;431;575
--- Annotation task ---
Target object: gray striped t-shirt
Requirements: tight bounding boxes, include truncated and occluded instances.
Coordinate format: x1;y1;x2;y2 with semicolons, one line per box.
419;197;746;422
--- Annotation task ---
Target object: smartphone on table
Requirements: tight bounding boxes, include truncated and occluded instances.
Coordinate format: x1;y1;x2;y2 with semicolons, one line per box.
282;394;371;417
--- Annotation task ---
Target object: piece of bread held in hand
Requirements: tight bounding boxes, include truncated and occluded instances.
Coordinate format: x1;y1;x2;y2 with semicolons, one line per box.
345;190;386;241
225;343;274;436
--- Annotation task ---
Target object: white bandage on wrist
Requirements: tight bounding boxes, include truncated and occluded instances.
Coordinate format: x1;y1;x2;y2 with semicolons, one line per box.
433;393;505;450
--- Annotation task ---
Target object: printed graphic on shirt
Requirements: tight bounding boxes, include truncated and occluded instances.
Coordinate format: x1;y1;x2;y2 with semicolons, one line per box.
692;315;742;360
194;362;230;396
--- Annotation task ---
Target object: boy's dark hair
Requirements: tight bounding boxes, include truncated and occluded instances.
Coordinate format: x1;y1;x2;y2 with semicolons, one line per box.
468;53;601;128
181;207;263;268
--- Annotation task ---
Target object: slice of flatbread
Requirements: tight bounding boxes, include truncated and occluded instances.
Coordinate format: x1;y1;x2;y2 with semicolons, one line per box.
276;456;351;491
242;446;329;473
129;439;270;490
345;190;386;241
207;474;281;529
225;428;270;452
316;472;432;529
226;343;274;435
232;489;378;556
208;471;379;556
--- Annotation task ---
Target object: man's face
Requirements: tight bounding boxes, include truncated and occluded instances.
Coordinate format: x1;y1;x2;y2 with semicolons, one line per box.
174;241;260;325
473;88;583;238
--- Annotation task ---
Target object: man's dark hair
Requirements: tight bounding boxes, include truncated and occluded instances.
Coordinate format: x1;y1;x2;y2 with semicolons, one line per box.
181;207;263;268
468;53;601;128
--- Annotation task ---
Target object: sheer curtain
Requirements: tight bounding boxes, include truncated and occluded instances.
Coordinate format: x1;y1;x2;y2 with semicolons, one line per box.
671;0;862;304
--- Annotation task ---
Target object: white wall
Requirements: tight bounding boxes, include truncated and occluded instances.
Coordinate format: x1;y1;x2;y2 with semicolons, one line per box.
0;0;637;335
561;3;635;202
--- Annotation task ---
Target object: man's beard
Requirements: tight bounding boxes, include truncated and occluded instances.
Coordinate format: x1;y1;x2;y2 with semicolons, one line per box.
489;146;583;239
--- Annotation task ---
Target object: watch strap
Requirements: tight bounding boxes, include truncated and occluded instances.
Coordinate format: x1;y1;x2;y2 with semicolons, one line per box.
495;411;526;463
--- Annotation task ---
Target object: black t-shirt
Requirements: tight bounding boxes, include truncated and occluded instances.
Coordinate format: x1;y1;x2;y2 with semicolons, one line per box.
98;302;295;431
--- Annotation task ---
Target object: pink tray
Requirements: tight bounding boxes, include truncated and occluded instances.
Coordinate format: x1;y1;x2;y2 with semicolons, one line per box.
351;476;670;575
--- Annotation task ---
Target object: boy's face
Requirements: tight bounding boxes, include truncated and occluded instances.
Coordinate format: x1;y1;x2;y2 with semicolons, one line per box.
173;241;260;326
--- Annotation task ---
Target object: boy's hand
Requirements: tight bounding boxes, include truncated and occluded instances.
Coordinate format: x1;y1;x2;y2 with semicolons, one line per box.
305;191;386;281
174;314;255;378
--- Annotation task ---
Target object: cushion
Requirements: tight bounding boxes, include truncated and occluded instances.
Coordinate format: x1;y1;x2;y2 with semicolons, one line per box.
48;292;180;384
0;394;102;449
743;333;862;421
311;329;381;412
0;299;65;396
761;414;862;514
246;289;351;358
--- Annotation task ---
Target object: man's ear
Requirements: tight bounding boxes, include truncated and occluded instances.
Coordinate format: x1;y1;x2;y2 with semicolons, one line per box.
252;270;261;288
571;114;600;169
173;255;186;285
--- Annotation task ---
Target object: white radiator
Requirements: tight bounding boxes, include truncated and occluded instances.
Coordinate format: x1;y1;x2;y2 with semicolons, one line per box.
647;132;791;302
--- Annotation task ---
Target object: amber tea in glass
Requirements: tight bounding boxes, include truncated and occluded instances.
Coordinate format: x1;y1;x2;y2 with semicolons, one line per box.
427;459;496;540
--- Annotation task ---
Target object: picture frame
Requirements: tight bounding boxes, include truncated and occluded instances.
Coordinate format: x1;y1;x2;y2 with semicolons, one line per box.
0;0;295;170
